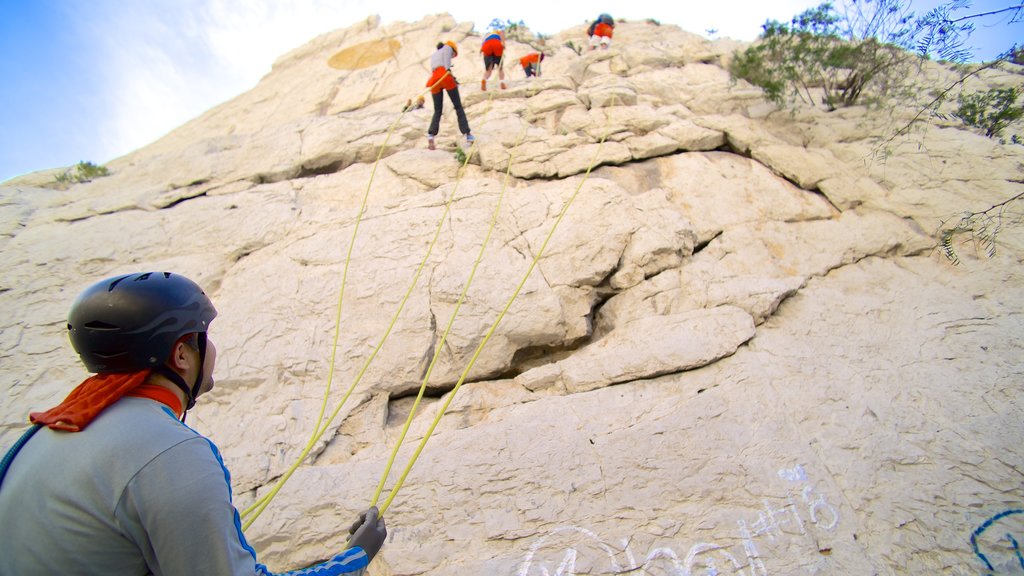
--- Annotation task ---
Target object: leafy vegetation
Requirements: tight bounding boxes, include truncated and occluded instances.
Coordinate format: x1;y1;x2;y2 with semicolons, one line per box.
729;2;915;110
55;161;110;184
731;1;1023;113
488;18;531;43
954;86;1024;141
454;146;467;165
731;0;1024;265
870;55;1008;158
487;18;549;54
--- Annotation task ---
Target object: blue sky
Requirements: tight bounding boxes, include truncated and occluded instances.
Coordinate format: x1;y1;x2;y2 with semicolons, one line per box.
1;0;1020;182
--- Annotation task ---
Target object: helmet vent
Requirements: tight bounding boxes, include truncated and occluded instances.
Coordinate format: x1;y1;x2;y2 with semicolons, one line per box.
84;321;119;330
107;276;129;291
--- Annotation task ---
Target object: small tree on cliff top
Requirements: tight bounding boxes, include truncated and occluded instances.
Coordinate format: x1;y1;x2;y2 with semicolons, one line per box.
731;1;1023;112
730;1;918;110
733;1;1024;264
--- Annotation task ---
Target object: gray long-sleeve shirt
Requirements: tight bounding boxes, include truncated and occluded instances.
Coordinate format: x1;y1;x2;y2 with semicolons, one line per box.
0;398;368;576
429;44;455;70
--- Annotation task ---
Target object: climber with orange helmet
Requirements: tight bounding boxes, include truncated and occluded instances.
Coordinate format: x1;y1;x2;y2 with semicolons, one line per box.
480;27;506;91
0;272;388;575
426;40;475;150
520;52;546;78
587;13;615;50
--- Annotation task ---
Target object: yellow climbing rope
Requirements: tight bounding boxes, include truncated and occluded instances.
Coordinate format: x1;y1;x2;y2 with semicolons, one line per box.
370;50;531;511
242;71;461;528
374;99;618;516
370;128;526;509
243;65;497;528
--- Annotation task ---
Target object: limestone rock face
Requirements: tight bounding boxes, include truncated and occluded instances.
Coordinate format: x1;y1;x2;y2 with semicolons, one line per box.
2;13;1023;576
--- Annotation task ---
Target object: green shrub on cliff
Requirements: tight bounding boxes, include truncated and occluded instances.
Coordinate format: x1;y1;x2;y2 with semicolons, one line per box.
55;161;110;184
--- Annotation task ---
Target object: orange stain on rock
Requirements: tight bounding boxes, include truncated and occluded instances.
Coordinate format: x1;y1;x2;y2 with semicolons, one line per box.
328;39;402;70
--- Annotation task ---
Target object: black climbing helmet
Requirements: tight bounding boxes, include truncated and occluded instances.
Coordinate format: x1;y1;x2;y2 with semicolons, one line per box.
68;272;217;373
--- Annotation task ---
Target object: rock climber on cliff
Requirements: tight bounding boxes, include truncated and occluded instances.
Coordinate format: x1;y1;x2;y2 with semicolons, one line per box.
520;52;546;78
0;272;387;575
587;13;615;50
426;40;475;150
480;26;507;91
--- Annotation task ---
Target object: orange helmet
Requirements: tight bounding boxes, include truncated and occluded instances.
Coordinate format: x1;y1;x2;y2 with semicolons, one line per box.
444;40;458;57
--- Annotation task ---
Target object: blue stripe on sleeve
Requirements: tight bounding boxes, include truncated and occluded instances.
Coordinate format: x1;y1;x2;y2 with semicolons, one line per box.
178;412;369;575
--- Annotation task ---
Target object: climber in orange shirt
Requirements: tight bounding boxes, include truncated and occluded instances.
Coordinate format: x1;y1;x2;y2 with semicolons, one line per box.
520;52;545;78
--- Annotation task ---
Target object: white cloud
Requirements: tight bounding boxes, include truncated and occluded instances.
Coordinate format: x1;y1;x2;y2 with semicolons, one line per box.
71;0;369;162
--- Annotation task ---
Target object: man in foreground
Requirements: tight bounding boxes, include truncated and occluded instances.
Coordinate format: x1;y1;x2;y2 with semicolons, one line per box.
0;272;386;575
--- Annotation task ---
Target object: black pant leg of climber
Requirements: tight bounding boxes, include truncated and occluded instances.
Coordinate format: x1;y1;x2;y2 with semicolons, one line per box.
428;91;445;137
447;87;471;136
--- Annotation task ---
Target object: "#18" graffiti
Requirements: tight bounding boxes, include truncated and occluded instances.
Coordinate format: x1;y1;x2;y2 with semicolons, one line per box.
518;464;839;576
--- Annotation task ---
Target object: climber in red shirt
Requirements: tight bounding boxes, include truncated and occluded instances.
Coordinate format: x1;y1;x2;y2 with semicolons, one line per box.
587;14;615;50
480;29;506;91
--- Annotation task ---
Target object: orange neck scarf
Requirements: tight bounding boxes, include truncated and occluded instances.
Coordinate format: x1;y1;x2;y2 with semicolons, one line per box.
29;370;169;432
127;383;183;417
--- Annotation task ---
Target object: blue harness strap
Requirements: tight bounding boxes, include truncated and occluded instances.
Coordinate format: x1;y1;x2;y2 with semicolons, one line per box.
0;424;42;490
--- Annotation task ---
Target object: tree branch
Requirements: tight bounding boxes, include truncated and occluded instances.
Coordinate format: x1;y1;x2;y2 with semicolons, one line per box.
947;5;1024;24
870;57;1005;158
